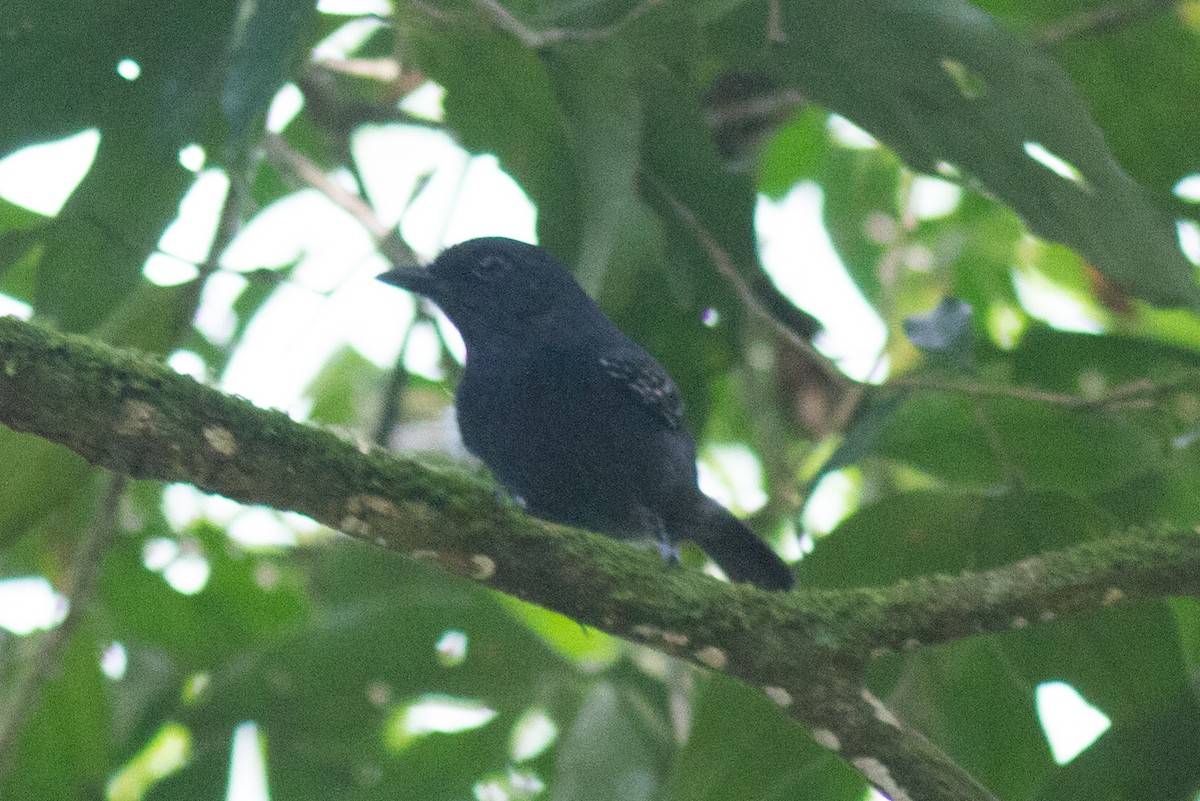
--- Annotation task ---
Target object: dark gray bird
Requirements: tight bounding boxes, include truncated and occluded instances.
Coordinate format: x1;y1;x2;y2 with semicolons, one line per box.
378;237;793;590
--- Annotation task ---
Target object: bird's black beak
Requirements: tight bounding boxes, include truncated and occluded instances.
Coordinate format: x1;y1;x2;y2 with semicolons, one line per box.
377;266;438;297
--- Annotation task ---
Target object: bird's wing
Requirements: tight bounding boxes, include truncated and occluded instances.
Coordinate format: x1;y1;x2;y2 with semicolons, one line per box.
598;352;685;430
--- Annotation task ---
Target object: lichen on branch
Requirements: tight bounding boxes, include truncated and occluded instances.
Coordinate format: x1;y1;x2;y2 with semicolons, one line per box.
5;314;1199;801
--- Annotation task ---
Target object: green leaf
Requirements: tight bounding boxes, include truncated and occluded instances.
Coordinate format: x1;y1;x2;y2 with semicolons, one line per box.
143;540;578;799
221;0;317;162
940;191;1027;314
551;683;660;801
873;640;1052;799
1001;325;1200;393
99;519;307;671
1052;13;1200;194
543;43;643;293
0;430;94;548
305;345;386;428
877;392;1162;493
714;0;1198;308
496;595;622;669
0;226;45;284
815;390;908;480
758;107;831;199
1034;689;1200;801
666;672;864;801
0;621;112;801
1098;444;1200;530
2;0;246;333
1002;603;1187;728
409;18;582;256
0;193;44;227
801;489;1115;586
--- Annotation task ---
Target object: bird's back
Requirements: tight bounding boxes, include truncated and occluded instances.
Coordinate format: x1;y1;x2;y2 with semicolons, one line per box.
456;333;698;539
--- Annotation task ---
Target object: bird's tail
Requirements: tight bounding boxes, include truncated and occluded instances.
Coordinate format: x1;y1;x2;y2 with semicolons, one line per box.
691;496;794;591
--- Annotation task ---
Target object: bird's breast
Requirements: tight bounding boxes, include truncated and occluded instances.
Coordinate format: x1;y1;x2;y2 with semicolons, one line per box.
454;349;546;467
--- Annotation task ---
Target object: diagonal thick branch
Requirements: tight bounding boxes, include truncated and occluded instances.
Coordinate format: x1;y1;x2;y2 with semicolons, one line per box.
4;315;1200;800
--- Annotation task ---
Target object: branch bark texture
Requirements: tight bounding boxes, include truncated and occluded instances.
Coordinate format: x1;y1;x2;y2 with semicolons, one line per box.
4;316;1200;800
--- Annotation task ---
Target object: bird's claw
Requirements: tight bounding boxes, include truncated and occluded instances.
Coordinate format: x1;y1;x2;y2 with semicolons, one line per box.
655;533;681;565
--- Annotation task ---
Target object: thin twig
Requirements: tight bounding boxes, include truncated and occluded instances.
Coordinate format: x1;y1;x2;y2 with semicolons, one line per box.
373;310;426;448
197;168;248;282
646;168;1197;435
643;174;851;388
0;474;125;785
893;373;1200;410
972;402;1026;487
891;376;1082;406
299;63;445;134
703;89;806;132
263;133;388;239
474;0;666;47
262;136;456;447
766;0;786;43
645;173;876;440
1042;0;1180;44
262;133;417;268
314;57;402;83
409;1;459;24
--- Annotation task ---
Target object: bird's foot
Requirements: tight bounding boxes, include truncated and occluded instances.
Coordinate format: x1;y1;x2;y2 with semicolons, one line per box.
654;530;681;565
494;488;527;511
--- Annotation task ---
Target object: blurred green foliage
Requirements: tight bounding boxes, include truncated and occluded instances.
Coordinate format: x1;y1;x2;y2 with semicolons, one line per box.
2;0;1200;799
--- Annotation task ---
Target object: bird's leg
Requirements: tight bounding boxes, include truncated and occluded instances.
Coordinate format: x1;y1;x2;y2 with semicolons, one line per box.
494;487;527;511
643;513;681;565
655;535;682;564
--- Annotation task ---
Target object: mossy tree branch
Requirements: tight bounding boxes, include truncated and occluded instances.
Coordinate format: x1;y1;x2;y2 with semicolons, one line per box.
4;315;1200;800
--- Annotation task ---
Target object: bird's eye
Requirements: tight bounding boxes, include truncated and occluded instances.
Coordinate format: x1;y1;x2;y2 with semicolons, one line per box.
471;255;514;281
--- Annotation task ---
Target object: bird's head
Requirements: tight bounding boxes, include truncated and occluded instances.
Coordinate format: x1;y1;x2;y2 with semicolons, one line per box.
378;237;585;342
